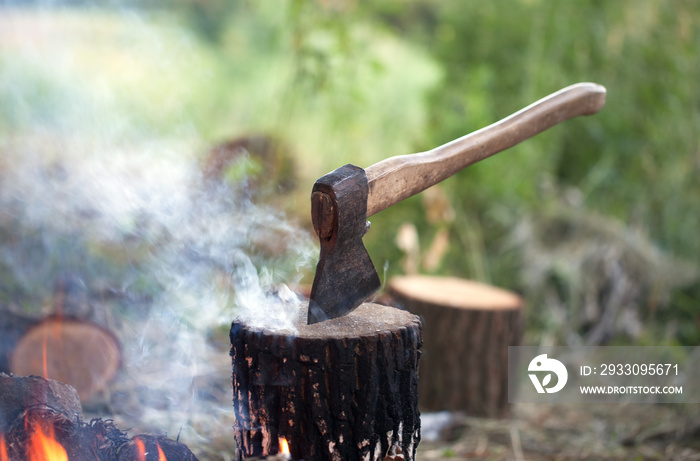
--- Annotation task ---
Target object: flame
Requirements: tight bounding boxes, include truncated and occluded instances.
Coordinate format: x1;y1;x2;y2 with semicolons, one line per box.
157;443;167;461
132;438;167;461
42;330;49;379
28;425;68;461
1;433;9;461
279;437;290;455
135;438;147;461
40;320;64;380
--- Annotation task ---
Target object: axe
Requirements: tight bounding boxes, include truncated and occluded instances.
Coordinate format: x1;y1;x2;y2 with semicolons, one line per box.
307;82;606;324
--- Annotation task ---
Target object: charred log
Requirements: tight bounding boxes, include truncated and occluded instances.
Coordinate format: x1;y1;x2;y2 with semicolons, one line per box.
0;373;82;431
0;375;198;460
116;434;199;461
230;303;422;461
1;407;128;461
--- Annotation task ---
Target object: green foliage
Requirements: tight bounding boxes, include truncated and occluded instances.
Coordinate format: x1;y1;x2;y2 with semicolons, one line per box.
1;1;697;344
362;0;700;344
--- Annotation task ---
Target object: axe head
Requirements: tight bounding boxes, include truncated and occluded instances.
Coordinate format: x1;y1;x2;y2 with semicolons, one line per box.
307;164;381;324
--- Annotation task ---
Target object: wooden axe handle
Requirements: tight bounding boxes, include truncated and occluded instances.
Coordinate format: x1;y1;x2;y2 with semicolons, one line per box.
365;82;606;217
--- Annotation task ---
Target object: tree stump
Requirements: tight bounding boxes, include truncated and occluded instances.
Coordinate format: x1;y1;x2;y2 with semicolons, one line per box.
387;275;522;418
8;316;121;401
230;303;422;461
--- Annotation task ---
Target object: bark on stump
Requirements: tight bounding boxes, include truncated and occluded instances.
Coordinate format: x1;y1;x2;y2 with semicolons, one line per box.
230;303;422;461
387;275;522;418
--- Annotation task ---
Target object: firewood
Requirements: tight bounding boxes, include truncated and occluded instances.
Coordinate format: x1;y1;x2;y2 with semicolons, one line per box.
0;375;199;460
387;275;523;418
1;408;199;461
9;316;121;401
1;407;128;461
116;434;199;461
230;303;422;461
0;374;82;431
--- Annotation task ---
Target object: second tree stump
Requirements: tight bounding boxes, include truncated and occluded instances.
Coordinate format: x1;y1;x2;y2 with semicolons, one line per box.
230;303;422;461
387;275;522;418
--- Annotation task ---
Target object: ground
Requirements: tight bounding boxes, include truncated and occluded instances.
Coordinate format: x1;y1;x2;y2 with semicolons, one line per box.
418;403;700;460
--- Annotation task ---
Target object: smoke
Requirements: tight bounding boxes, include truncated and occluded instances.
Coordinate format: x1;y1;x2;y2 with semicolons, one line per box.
0;1;316;449
0;134;315;425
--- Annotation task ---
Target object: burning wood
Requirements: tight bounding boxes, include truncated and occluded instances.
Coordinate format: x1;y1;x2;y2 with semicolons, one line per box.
230;303;422;461
0;374;198;460
116;435;198;461
1;406;122;460
0;374;82;429
239;437;295;460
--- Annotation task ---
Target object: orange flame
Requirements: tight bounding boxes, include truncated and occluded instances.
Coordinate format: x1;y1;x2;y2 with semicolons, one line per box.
28;425;68;461
38;320;66;380
157;442;167;461
42;330;49;379
279;437;290;455
1;433;9;461
135;438;147;461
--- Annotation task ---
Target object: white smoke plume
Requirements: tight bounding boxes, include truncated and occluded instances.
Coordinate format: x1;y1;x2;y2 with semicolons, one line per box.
0;136;316;435
0;2;317;449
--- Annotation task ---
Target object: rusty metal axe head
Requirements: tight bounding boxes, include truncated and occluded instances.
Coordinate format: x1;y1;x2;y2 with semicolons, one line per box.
307;164;380;324
307;82;607;324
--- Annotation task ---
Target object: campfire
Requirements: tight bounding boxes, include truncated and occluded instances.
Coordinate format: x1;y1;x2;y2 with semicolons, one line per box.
4;419;68;461
0;373;199;460
0;274;203;460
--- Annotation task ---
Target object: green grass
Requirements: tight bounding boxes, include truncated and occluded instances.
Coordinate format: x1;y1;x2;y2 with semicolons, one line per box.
360;1;700;344
1;0;697;344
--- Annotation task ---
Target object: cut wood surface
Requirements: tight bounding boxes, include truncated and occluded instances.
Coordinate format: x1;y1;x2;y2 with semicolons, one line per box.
9;316;121;401
388;275;522;418
230;302;422;461
389;276;523;311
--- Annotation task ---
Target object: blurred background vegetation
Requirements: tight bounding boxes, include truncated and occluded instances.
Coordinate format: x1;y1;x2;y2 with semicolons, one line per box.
1;0;698;346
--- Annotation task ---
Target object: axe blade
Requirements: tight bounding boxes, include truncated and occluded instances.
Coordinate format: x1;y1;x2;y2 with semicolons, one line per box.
307;164;380;324
307;236;380;324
